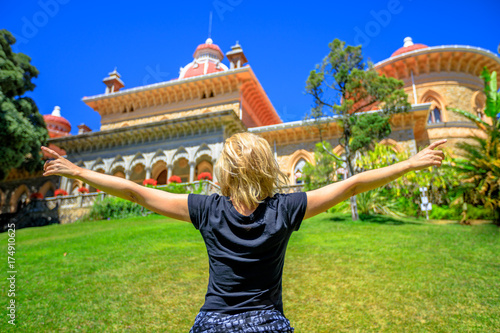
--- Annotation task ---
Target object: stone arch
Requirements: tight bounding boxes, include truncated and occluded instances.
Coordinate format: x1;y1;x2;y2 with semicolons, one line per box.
130;163;146;183
10;185;30;212
172;147;190;182
151;150;167;167
420;89;446;123
39;181;56;198
471;90;486;120
194;144;212;161
195;159;213;180
172;147;190;163
111;166;126;179
70;180;84;195
130;165;146;185
91;157;106;172
129;153;146;168
332;145;349;179
195;145;214;180
110;156;126;174
129;153;147;183
287;150;314;185
379;138;403;153
172;158;189;183
152;160;167;185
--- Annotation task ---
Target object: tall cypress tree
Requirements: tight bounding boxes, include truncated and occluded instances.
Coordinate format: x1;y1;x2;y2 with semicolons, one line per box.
0;29;48;181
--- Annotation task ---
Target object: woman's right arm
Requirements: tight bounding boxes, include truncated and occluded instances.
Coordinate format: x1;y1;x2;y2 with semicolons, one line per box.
41;146;190;222
303;140;446;220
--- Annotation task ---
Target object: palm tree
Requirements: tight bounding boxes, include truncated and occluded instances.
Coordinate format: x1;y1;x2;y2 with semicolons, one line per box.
449;68;500;224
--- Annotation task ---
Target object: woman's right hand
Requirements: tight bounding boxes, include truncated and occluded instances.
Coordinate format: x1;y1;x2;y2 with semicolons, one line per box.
41;146;81;179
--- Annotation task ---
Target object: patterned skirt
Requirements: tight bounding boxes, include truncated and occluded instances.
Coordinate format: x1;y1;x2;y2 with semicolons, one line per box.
189;310;294;333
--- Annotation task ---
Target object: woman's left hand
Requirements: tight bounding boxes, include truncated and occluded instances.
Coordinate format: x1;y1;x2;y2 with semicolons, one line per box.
407;139;447;171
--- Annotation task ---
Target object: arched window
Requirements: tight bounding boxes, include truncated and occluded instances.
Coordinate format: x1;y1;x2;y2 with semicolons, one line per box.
157;170;167;185
130;163;146;184
428;106;442;124
421;91;445;124
293;159;307;184
474;92;486;120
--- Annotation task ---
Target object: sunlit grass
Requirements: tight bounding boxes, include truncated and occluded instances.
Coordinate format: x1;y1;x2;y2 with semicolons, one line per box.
1;213;498;332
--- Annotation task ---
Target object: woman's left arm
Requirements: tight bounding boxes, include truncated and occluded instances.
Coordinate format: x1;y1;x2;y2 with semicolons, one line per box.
41;146;190;222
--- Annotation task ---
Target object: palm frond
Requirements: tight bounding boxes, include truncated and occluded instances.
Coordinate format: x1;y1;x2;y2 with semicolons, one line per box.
448;107;489;130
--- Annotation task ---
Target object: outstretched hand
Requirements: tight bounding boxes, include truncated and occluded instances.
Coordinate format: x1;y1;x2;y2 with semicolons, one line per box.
41;146;81;179
408;139;447;171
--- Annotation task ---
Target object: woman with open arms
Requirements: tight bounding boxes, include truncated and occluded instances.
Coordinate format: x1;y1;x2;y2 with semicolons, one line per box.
42;133;446;332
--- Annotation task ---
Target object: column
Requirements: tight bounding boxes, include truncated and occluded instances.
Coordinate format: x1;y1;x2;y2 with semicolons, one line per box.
145;167;152;180
125;170;132;180
167;165;173;182
211;158;218;183
60;177;68;192
189;162;196;183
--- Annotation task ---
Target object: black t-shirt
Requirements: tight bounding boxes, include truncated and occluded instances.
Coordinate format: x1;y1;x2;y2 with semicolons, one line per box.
188;192;308;315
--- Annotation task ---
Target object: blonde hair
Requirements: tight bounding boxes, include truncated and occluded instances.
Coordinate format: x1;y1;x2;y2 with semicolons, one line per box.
215;132;288;209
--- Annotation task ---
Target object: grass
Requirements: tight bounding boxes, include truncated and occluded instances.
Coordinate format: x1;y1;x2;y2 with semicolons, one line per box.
1;213;499;332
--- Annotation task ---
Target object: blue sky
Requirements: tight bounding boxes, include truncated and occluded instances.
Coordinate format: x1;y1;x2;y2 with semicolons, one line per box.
2;0;499;134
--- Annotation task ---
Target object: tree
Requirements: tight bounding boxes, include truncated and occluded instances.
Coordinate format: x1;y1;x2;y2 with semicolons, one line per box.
448;67;500;224
301;141;337;191
305;39;411;220
0;29;48;180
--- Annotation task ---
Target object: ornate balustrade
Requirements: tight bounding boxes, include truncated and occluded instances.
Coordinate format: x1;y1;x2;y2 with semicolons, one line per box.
41;181;302;209
45;192;106;209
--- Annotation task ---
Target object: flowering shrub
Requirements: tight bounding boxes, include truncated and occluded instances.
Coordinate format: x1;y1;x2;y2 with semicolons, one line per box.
30;192;44;200
197;172;212;181
78;187;89;193
54;189;68;196
143;178;158;186
168;175;182;184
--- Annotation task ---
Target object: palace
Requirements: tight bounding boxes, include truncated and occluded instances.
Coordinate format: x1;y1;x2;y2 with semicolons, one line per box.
1;37;500;219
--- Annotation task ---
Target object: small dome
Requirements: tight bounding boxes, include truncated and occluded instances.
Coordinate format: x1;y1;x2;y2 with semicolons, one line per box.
43;106;71;138
391;37;428;57
179;38;228;79
193;37;224;60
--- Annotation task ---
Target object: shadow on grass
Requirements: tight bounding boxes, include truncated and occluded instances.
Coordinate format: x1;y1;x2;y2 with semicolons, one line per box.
329;213;423;225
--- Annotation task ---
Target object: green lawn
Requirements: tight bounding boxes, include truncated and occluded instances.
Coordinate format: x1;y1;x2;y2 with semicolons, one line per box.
1;214;499;332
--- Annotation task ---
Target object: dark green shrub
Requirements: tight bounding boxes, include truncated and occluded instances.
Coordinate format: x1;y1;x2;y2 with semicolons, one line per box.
157;183;189;194
466;205;496;220
428;205;460;220
426;204;494;221
85;182;211;221
86;196;148;221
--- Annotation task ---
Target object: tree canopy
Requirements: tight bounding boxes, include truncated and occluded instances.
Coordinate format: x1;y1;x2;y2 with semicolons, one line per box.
0;29;48;181
304;39;411;219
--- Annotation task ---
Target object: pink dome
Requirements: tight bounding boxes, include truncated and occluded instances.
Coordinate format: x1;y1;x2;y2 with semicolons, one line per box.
179;38;228;79
193;42;224;60
43;106;71;138
391;37;428;57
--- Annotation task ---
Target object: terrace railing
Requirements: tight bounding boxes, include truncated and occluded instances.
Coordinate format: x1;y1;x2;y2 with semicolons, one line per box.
41;181;302;209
